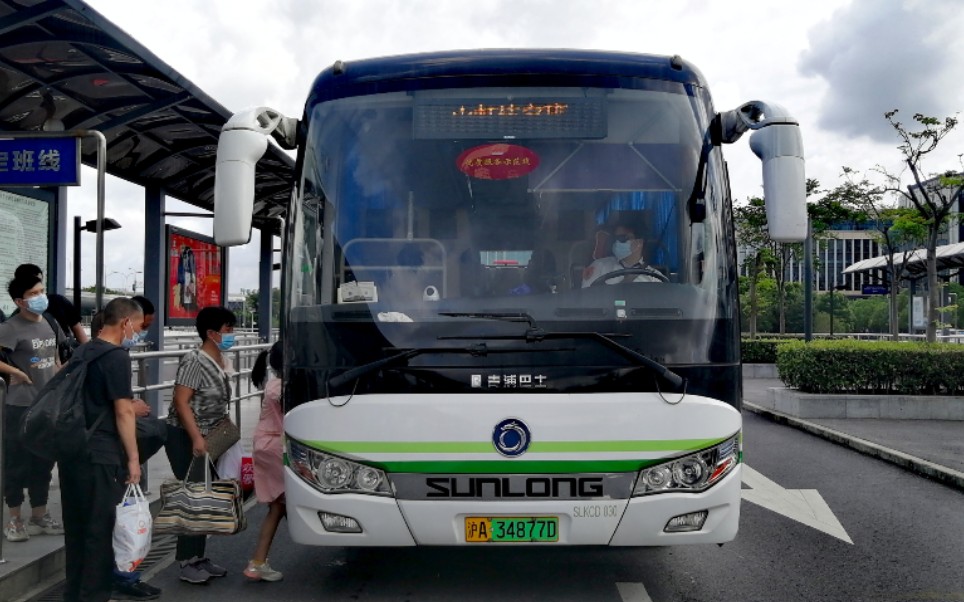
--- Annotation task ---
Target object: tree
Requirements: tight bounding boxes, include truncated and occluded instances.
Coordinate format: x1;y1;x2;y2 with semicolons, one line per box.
734;198;770;338
737;180;833;336
824;168;926;339
245;288;282;329
874;111;963;342
850;296;889;333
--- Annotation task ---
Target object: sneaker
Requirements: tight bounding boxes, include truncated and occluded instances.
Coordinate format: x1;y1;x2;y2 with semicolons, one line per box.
179;559;212;584
243;560;283;582
4;518;29;542
194;557;227;577
26;513;65;535
111;579;161;600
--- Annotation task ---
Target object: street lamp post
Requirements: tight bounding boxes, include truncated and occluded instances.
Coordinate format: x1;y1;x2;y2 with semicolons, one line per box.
950;292;959;332
73;216;122;310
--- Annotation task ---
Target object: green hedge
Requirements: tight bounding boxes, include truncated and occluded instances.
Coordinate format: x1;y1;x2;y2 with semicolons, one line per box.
776;340;964;395
741;338;794;363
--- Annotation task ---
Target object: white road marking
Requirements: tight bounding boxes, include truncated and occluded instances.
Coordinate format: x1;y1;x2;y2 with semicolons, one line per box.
616;582;654;602
741;464;853;544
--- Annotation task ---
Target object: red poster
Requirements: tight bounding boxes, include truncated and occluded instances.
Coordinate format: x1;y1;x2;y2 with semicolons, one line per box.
166;226;224;325
456;143;539;180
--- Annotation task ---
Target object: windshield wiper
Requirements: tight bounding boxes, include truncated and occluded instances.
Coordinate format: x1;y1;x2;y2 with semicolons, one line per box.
327;342;571;389
439;311;684;388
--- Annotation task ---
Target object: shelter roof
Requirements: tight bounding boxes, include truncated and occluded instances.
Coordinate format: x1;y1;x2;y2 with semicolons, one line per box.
843;241;964;279
0;0;292;233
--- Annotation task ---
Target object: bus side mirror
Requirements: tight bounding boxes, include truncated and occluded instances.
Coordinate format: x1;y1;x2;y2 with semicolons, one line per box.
750;123;806;243
214;107;297;246
719;101;807;243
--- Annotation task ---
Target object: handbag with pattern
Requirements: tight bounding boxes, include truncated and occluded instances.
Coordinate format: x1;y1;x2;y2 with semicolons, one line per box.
153;455;246;536
203;416;240;462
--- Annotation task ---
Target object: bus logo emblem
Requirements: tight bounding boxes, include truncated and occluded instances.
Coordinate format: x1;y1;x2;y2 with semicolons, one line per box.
493;418;531;457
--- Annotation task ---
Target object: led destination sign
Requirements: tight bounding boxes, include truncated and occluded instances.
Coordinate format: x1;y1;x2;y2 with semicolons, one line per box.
414;96;606;140
451;102;569;117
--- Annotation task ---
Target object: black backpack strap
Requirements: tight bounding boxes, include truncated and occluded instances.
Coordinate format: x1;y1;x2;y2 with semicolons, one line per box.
41;311;63;339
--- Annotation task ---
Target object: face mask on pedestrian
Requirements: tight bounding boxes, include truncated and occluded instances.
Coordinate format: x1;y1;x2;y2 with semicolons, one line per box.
214;331;236;351
121;320;140;349
23;293;49;315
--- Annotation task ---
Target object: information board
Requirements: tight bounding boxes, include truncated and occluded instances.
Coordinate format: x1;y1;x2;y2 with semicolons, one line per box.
0;190;49;316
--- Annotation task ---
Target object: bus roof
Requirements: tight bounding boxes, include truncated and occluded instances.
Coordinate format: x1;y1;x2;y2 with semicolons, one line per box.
305;49;708;109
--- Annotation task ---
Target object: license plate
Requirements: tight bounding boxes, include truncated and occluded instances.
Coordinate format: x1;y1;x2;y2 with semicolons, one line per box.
465;517;559;542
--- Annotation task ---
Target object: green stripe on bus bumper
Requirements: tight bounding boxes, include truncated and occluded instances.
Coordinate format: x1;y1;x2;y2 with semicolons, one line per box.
294;438;730;473
372;459;664;474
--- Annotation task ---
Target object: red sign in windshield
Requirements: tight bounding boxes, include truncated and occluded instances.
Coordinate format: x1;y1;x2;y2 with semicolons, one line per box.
456;144;539;180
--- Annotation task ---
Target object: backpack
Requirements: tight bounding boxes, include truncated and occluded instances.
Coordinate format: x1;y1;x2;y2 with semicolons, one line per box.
20;343;122;461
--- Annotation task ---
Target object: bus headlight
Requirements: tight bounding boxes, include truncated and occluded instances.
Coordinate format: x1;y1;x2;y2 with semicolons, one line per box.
632;434;739;496
288;438;393;496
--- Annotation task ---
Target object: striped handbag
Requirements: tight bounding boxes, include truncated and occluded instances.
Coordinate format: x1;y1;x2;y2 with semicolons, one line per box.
154;454;246;536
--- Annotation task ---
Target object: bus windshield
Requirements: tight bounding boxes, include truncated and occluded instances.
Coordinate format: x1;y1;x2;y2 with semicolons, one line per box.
287;82;738;397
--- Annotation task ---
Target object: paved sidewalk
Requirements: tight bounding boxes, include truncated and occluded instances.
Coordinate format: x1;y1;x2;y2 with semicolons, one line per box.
0;394;264;602
743;378;964;491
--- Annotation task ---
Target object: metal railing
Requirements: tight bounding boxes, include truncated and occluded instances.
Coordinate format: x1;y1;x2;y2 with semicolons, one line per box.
0;339;271;562
130;341;272;428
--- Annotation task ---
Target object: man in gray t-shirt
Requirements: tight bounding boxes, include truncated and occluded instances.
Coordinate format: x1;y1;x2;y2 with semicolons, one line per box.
0;275;64;543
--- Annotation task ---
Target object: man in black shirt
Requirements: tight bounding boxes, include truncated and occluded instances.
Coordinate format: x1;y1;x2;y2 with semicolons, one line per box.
59;297;142;602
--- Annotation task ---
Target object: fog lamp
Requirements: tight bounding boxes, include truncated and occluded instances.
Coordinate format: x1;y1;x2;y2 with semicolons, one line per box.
319;511;363;533
664;510;708;533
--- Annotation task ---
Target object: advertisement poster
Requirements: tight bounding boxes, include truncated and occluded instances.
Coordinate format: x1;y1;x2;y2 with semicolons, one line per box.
0;190;49;317
165;226;225;326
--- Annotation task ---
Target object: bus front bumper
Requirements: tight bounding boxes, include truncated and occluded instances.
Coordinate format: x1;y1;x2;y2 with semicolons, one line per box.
284;465;741;546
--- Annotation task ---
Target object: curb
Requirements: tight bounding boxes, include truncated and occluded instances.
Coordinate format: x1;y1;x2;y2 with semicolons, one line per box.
744;401;964;493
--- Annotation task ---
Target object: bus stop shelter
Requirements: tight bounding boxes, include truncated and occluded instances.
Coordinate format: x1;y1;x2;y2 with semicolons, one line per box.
0;0;293;344
843;242;964;281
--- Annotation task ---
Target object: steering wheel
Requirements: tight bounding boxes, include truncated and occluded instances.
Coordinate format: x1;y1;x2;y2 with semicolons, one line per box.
589;267;669;286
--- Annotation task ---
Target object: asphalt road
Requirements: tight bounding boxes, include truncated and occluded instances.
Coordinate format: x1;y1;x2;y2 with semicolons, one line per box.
140;412;964;601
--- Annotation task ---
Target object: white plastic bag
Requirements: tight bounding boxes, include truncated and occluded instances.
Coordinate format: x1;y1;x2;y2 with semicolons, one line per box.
216;441;243;480
113;484;152;572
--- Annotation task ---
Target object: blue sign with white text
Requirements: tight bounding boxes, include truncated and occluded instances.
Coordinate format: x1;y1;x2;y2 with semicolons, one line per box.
862;285;889;295
0;137;81;186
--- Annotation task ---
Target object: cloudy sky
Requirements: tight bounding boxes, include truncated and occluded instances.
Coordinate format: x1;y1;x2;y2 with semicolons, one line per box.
65;0;964;294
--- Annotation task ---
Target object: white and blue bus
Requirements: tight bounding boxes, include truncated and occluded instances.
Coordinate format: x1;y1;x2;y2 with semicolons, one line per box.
213;50;806;546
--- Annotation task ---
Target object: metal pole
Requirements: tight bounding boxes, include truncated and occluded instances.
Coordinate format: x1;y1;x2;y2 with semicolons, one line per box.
136;357;149;492
909;279;916;336
73;216;82;311
233;348;242;428
0;377;7;564
830;291;834;338
804;218;813;342
90;130;107;311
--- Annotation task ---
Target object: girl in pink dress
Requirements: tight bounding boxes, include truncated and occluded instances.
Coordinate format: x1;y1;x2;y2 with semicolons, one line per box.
243;342;285;582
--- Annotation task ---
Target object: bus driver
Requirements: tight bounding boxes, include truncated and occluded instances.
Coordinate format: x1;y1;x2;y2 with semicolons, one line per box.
581;219;665;287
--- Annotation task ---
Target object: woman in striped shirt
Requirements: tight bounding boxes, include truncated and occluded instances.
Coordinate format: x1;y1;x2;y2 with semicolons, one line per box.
165;306;237;585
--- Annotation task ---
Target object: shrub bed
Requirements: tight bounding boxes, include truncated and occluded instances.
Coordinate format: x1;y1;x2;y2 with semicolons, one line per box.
776;340;964;395
741;338;794;364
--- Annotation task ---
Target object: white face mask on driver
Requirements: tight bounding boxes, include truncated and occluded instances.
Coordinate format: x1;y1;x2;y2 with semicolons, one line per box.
611;240;633;261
